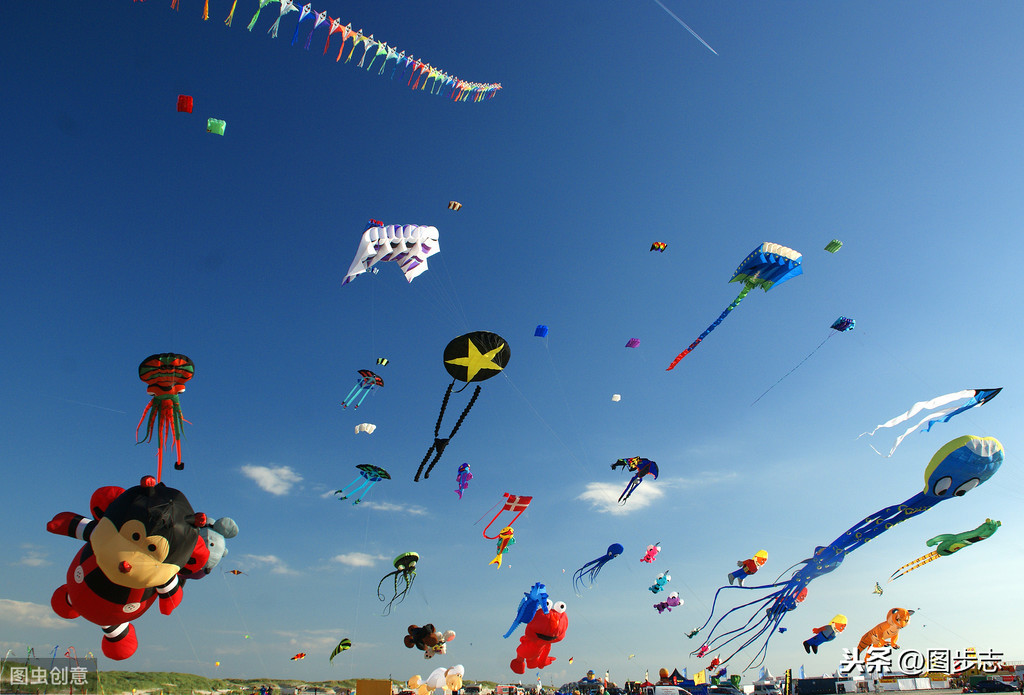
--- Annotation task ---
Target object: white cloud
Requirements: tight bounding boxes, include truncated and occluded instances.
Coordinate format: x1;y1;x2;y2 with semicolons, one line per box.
238;554;298;576
332;552;388;568
0;599;72;629
12;544;49;567
359;500;428;516
241;464;302;495
577;481;666;515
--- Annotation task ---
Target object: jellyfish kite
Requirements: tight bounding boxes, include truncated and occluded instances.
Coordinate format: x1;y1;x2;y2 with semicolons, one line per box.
378;551;419;615
612;457;658;504
751;316;855;405
414;331;510;481
334;464;391;504
573;543;623;594
688;434;1003;671
137;353;194;480
859;388;1002;456
667;243;803;370
888;518;1001;583
342;370;383;409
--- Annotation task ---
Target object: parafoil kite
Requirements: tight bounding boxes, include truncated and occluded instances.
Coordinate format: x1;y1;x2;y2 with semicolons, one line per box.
377;357;389;366
611;394;621;402
342;370;384;409
651;242;667;252
414;331;510;481
448;201;462;211
534;325;549;338
342;222;440;286
625;338;640;348
482;493;532;538
860;388;1002;456
228;569;247;575
611;457;658;504
573;544;623;594
455;463;473;499
751;317;855;405
47;476;209;660
688;434;1003;670
177;95;193;113
329;638;351;662
888;518;1000;582
824;240;843;253
206;118;226;135
137;353;194;479
667;243;803;370
641;543;661;563
355;422;376;434
856;608;913;657
378;551;418;615
649;571;671;594
334;464;390;504
489;526;515;568
802;615;846;654
291;653;307;660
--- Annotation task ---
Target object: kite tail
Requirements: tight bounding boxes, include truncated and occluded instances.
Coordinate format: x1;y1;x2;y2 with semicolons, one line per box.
888;551;939;583
171;0;179;10
345;43;357;63
667;285;752;370
225;0;238;26
268;17;282;38
247;7;263;31
304;28;315;51
203;0;209;20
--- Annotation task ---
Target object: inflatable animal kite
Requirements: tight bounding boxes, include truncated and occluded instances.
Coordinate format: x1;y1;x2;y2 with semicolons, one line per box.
689;435;1002;670
136;353;194;478
649;571;671;594
573;544;623;594
414;331;510;481
888;518;1000;582
455;463;473;499
47;476;208;659
641;543;662;563
654;592;682;613
802;614;846;654
857;608;913;657
489;526;515;568
508;595;568;673
667;243;803;370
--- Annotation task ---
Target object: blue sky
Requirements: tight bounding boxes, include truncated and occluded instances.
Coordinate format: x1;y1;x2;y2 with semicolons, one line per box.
3;0;1024;686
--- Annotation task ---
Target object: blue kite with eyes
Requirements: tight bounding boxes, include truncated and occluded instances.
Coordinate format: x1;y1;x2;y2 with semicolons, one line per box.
689;435;1004;671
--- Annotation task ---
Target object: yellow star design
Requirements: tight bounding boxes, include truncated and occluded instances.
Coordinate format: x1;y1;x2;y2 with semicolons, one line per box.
445;338;506;382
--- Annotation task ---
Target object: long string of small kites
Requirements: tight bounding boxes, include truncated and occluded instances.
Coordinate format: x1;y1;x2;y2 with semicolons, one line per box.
134;0;503;102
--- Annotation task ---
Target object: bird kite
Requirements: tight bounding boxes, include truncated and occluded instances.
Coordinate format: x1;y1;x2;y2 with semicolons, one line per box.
377;551;419;616
341;370;384;409
136;353;195;480
688;434;1003;670
414;331;510;481
611;457;658;504
334;464;390;504
667;243;803;370
888;518;1001;582
573;544;623;594
860;388;1002;456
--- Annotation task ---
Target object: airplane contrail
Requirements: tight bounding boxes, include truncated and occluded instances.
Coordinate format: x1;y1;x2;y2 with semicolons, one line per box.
651;0;719;56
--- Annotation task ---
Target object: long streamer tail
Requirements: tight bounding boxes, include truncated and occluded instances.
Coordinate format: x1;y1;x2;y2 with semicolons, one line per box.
667;286;751;370
888;551;940;582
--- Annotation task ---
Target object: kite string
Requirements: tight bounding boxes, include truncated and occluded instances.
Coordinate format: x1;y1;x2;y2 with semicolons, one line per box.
750;331;835;406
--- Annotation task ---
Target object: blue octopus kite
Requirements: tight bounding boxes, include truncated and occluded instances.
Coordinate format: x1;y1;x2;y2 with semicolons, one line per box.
573;543;623;594
688;435;1003;671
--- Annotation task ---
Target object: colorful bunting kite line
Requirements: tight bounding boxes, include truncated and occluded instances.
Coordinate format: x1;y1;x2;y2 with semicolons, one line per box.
135;0;502;102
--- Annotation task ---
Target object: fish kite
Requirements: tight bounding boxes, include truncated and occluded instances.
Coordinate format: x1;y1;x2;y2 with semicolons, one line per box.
455;463;473;499
751;316;855;405
137;353;194;479
860;388;1002;456
689;435;1003;670
667;243;803;370
414;331;510;481
489;526;515;568
342;222;440;286
888;518;1001;582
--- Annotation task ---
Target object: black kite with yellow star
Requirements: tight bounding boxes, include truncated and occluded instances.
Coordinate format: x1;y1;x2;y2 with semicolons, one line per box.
414;331;510;481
